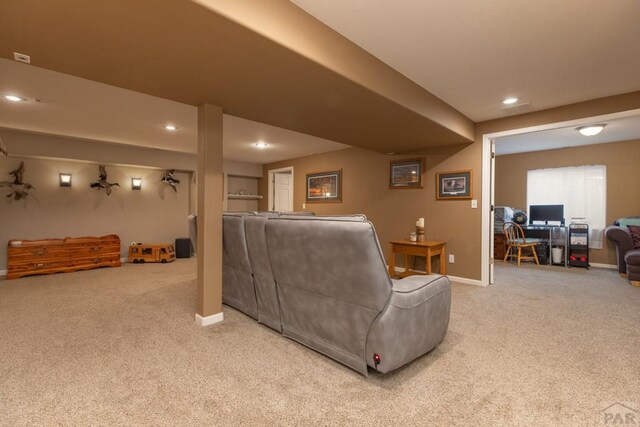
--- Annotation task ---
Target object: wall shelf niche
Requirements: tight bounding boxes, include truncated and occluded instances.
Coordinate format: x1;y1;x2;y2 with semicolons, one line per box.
225;173;261;211
227;194;263;200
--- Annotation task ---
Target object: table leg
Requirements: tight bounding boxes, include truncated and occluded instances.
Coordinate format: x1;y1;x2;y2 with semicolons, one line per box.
404;254;409;276
441;245;446;275
426;249;432;274
388;250;395;278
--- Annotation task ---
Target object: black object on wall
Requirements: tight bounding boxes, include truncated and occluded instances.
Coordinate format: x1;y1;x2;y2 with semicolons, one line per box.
175;238;192;258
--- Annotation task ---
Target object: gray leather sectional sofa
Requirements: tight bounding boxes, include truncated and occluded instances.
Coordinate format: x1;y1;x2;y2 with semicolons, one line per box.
222;212;451;375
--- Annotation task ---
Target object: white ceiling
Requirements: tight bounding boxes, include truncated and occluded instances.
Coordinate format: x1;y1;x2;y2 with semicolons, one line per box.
3;2;640;161
495;114;640;156
292;0;640;122
0;58;349;164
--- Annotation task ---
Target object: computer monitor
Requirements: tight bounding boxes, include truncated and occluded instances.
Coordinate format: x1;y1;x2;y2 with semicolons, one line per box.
529;205;564;225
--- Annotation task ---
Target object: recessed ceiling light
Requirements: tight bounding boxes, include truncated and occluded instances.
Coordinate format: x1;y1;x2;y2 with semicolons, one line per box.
164;124;177;131
502;97;518;105
254;142;269;149
576;124;606;136
4;95;27;102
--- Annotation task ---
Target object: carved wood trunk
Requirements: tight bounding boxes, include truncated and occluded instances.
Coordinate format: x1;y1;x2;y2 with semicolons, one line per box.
7;235;121;279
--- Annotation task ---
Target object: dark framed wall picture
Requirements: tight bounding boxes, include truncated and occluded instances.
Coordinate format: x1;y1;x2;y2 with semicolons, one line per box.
436;170;473;200
306;169;342;203
389;158;425;189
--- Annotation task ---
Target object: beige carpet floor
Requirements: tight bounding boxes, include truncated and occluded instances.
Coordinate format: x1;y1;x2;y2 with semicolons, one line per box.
1;259;638;426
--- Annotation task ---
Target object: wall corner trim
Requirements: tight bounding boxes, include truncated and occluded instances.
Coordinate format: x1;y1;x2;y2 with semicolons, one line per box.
195;312;224;327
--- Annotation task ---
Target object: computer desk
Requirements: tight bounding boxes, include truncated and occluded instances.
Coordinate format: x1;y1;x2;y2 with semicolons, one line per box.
520;224;567;266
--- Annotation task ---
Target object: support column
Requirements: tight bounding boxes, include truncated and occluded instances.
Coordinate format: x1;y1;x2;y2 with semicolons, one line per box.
195;103;224;326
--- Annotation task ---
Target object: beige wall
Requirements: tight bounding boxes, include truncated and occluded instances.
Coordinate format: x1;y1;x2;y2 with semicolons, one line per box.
495;139;640;265
260;91;640;281
260;143;480;278
0;156;191;272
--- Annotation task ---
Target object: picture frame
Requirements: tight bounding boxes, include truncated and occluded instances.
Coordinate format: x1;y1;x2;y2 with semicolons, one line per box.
436;170;472;200
389;158;425;189
306;169;342;203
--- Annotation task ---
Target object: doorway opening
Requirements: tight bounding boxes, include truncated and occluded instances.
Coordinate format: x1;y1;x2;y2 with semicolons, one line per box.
481;108;640;286
268;166;294;212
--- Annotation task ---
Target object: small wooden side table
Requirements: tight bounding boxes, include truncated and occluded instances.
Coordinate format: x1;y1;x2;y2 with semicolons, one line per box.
388;239;447;278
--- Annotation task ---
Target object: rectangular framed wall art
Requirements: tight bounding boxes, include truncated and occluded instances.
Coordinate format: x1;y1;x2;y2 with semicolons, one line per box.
306;169;342;203
389;158;425;189
436;170;472;200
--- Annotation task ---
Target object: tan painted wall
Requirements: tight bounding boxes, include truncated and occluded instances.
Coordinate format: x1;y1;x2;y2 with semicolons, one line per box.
495;139;640;265
0;156;190;272
260;91;640;281
260;143;481;278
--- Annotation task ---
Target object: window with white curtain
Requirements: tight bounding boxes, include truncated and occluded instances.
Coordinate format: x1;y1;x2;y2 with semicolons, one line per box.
527;165;606;249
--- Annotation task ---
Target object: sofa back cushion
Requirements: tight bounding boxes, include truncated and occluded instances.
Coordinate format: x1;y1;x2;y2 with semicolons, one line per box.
222;213;258;319
614;217;640;228
628;225;640;249
266;217;391;370
245;214;281;331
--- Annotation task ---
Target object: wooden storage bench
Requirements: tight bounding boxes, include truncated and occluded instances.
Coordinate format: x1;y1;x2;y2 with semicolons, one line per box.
7;235;121;279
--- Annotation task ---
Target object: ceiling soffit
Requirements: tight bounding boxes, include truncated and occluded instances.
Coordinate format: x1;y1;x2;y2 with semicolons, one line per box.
0;0;474;154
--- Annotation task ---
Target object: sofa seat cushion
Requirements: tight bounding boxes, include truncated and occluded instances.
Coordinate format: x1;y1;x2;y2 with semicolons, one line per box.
624;249;640;266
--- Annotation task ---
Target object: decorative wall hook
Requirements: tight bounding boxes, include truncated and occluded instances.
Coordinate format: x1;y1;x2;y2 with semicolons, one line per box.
89;164;120;196
0;136;8;157
0;161;35;200
161;169;180;193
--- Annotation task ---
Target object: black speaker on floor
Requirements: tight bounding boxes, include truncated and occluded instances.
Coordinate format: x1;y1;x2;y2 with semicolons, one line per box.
175;238;191;258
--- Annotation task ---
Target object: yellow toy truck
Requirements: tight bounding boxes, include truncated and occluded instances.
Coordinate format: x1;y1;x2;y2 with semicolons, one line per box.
128;243;176;264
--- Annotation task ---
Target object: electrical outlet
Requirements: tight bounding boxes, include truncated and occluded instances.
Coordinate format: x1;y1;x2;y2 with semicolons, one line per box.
471;199;478;209
14;52;30;64
302;203;306;209
448;254;455;263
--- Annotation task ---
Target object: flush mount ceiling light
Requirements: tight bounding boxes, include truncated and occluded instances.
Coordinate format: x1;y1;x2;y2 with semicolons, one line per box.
131;178;142;190
164;124;177;131
254;141;269;149
502;97;518;105
4;94;27;102
59;173;72;187
577;124;606;136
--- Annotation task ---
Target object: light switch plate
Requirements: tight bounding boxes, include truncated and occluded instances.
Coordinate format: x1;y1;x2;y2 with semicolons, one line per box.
471;199;478;209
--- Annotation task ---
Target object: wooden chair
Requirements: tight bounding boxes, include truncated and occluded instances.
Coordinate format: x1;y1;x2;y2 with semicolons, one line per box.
502;221;541;266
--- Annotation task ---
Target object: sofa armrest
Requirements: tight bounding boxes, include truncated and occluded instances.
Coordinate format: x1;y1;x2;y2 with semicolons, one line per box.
606;226;633;246
365;275;451;374
605;226;633;273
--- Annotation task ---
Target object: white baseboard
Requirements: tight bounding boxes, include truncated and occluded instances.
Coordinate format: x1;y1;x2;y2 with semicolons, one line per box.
0;269;6;278
392;267;485;287
195;312;224;326
590;263;617;270
447;275;485;287
120;257;128;263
